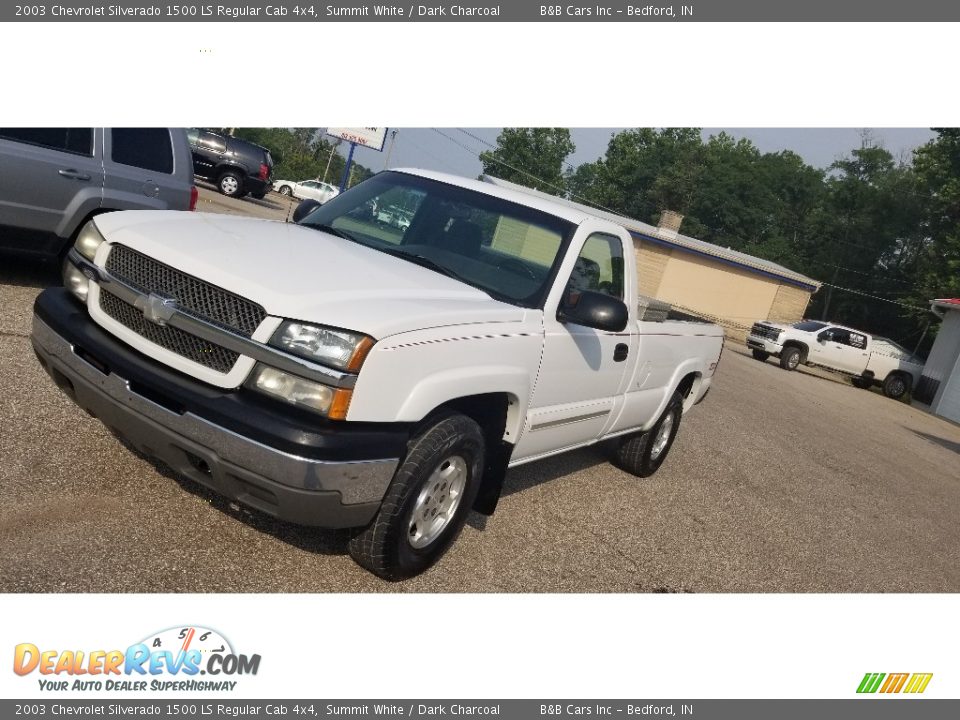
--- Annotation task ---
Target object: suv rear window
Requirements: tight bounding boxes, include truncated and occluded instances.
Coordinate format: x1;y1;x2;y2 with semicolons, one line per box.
111;128;174;174
0;128;93;156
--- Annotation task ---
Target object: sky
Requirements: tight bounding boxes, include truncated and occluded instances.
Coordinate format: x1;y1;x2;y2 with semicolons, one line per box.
340;128;937;181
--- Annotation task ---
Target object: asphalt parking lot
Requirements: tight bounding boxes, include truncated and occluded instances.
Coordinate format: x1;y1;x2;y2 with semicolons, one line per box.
2;188;959;592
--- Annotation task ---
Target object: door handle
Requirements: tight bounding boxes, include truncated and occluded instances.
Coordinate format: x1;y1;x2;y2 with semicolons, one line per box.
58;169;91;181
614;343;629;362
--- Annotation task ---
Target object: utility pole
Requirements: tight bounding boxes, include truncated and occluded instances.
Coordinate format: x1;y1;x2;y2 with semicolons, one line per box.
321;139;341;183
820;265;839;321
383;129;398;170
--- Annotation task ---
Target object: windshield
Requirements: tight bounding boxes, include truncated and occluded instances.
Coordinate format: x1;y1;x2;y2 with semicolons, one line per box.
793;320;827;332
298;171;576;308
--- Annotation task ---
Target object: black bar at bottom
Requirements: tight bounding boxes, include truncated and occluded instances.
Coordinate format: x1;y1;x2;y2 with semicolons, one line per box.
2;699;956;720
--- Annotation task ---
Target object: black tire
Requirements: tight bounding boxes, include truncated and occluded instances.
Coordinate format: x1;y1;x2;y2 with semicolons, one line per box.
250;190;266;200
217;170;244;197
852;376;873;390
751;349;770;362
780;346;801;371
613;391;683;478
882;373;910;400
348;412;485;580
278;185;293;196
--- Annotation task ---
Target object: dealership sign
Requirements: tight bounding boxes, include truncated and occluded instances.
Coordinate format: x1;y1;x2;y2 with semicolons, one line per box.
326;127;388;152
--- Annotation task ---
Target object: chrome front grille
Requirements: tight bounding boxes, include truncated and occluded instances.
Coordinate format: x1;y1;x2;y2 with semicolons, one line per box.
99;289;241;373
105;244;266;337
750;323;782;341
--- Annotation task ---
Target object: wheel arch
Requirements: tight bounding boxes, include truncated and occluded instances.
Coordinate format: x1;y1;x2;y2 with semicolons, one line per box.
781;340;809;362
418;392;518;517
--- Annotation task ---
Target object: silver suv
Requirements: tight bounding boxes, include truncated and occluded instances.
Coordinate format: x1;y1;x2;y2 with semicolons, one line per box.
0;128;196;259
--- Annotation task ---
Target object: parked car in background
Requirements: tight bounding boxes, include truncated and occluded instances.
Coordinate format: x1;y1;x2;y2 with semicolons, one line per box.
746;319;924;399
186;129;273;199
272;179;340;204
0;128;196;260
375;204;414;230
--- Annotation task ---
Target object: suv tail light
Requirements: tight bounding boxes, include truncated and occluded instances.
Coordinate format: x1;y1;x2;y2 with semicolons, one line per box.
189;185;199;211
258;164;269;181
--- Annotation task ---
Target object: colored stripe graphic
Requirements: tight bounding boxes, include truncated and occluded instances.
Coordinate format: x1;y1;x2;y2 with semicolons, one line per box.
857;673;885;693
904;673;933;694
880;673;909;693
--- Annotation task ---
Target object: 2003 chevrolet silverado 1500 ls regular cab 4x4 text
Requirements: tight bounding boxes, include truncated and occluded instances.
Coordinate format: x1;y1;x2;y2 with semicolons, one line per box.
32;169;723;579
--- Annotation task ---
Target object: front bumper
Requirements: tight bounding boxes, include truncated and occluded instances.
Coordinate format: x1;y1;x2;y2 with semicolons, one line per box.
31;289;408;529
746;335;783;354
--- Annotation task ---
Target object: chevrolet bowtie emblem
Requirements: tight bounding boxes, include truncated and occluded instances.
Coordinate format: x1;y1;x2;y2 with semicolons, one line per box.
134;293;178;326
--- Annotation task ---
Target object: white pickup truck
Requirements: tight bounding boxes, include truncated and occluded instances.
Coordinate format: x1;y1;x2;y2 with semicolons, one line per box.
746;320;923;399
32;169;723;579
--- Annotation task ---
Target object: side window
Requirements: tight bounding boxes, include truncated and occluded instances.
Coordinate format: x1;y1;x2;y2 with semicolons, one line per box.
0;128;93;156
565;233;624;300
110;128;173;174
302;181;318;188
198;132;226;153
848;331;867;350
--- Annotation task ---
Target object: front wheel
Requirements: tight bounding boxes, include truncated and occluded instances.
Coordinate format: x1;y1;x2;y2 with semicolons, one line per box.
278;185;293;196
348;412;485;580
613;391;684;478
780;346;801;371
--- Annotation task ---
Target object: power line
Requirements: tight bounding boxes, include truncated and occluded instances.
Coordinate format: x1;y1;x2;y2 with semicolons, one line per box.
434;129;932;313
457;127;580;173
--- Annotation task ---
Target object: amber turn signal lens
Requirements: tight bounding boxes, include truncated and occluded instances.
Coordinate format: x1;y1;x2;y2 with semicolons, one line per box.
327;388;354;421
346;336;375;373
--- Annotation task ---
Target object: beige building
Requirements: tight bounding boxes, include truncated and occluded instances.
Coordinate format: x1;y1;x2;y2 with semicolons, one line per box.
483;176;821;340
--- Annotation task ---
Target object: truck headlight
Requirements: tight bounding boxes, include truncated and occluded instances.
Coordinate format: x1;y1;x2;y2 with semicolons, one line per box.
269;321;374;372
74;220;105;261
63;262;90;302
247;365;353;420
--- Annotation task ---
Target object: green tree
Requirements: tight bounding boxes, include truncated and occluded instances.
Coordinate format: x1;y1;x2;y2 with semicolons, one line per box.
479;128;575;193
912;128;960;304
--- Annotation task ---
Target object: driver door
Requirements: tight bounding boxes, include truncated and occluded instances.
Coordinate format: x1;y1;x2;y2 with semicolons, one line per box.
513;226;634;462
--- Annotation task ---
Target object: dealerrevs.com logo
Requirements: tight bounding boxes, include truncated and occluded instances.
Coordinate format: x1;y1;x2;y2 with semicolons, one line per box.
857;673;933;694
13;626;261;692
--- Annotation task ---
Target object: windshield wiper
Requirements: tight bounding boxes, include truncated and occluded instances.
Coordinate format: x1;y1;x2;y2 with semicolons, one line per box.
376;248;514;304
303;223;360;243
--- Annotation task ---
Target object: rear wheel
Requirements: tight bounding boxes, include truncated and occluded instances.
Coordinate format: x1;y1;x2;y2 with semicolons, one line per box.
217;171;244;197
348;412;485;580
780;346;801;371
613;391;684;478
751;349;770;362
882;373;909;400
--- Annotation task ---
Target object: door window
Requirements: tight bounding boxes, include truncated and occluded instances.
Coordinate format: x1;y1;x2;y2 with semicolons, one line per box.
825;328;867;350
198;132;226;153
0;128;93;156
111;128;174;174
564;232;625;303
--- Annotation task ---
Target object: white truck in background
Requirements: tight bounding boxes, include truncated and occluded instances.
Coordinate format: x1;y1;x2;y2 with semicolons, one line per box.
32;168;724;580
746;319;924;399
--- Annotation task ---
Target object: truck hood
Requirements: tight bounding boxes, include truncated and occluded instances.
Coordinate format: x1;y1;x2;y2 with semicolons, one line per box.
93;211;526;338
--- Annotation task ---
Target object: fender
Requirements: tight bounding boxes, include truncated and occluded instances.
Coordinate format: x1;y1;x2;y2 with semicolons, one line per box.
644;358;708;427
395;366;530;442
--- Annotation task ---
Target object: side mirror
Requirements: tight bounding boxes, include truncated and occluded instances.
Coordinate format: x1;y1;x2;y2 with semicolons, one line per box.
817;330;831;343
292;199;321;223
558;290;629;332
